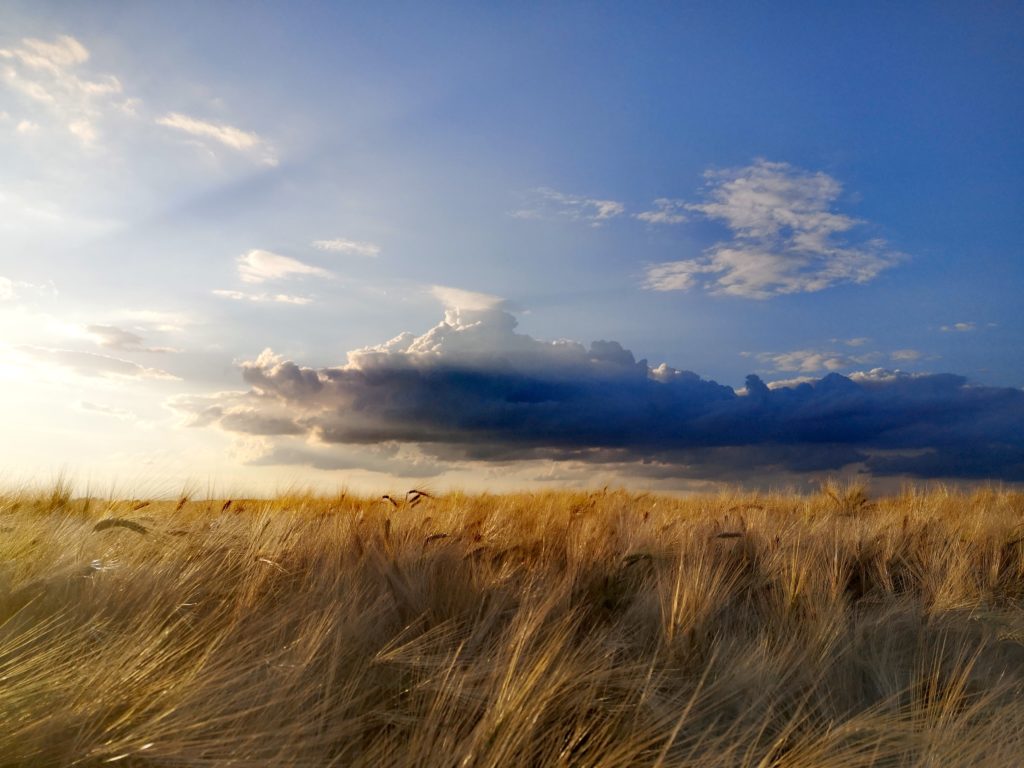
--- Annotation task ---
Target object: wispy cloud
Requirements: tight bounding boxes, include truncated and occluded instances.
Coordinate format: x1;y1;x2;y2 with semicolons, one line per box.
0;34;128;144
511;187;625;226
756;348;878;373
236;249;330;284
643;160;902;298
213;289;313;305
2;35;278;163
0;276;14;302
890;349;923;362
85;324;177;353
18;345;178;380
79;400;137;421
155;112;276;165
311;238;381;257
635;198;688;225
0;275;58;302
756;344;925;373
116;309;195;333
941;322;976;332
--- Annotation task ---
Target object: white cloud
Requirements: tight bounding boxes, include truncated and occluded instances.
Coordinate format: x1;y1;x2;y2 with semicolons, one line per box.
641;260;713;292
79;400;136;420
236;249;330;284
430;285;503;311
0;35;128;145
941;322;976;332
17;345;178;380
2;35;90;73
511;187;625;226
67;118;96;143
116;309;195;333
643;160;902;298
311;238;381;257
0;275;57;302
85;324;177;353
156;112;276;165
756;347;879;373
213;289;313;305
890;349;923;362
635;198;688;225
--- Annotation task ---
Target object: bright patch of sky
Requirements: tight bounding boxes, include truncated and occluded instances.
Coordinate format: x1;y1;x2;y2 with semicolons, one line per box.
1;2;1021;493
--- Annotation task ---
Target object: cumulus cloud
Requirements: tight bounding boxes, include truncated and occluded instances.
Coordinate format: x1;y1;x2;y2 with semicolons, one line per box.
941;322;977;332
172;293;1024;482
635;198;688;225
155;112;276;165
212;289;313;305
0;34;128;144
19;346;178;380
235;249;330;284
511;187;625;226
643;160;902;298
311;238;381;257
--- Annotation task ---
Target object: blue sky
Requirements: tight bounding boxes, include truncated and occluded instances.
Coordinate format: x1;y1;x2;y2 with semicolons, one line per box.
1;2;1021;493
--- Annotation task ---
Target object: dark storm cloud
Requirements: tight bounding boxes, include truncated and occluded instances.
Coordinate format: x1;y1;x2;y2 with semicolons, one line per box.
170;302;1024;481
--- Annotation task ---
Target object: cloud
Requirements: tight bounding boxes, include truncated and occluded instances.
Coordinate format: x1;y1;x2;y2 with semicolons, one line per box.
756;348;877;373
643;160;902;298
235;249;330;284
212;289;313;305
18;346;178;380
116;309;195;333
757;345;925;374
511;187;625;226
0;275;58;302
635;198;688;225
311;238;381;257
890;349;923;362
155;112;276;165
85;323;177;353
941;322;977;332
2;36;277;162
172;294;1024;482
79;400;136;420
0;34;128;144
1;35;89;73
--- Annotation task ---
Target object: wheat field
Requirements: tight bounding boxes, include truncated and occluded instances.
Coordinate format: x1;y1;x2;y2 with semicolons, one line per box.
2;482;1024;766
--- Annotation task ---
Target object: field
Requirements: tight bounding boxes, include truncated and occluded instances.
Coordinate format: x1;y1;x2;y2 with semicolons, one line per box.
3;484;1024;767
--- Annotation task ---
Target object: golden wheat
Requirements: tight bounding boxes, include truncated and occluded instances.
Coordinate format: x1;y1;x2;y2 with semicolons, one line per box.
1;484;1023;766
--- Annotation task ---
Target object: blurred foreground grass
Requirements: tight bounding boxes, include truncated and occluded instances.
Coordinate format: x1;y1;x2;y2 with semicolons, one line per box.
2;483;1024;766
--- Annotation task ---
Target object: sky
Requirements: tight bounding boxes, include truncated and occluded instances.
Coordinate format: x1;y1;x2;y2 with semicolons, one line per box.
1;1;1022;495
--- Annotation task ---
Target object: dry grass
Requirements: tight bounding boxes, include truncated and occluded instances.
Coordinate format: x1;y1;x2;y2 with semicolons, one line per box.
2;482;1024;766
